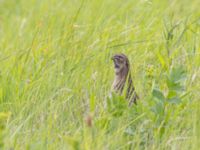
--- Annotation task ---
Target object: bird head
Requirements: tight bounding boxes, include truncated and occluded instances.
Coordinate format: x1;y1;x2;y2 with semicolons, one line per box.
111;53;130;75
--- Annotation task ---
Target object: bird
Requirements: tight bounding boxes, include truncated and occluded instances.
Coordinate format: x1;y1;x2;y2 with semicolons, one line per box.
111;53;139;106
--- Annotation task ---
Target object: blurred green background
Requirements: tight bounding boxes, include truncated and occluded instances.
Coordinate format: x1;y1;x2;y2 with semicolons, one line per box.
0;0;199;149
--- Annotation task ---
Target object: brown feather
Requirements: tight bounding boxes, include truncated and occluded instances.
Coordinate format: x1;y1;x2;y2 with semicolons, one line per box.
111;54;138;106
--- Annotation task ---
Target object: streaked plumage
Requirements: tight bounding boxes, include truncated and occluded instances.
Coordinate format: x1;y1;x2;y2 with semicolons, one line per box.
111;53;138;106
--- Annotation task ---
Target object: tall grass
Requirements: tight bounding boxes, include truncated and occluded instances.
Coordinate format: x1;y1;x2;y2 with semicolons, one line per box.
0;0;199;149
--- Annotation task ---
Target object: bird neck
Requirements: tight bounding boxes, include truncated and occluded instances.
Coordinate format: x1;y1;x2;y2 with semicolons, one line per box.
117;67;129;79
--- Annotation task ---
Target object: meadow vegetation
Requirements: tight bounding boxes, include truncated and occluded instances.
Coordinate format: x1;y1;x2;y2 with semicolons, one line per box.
0;0;200;149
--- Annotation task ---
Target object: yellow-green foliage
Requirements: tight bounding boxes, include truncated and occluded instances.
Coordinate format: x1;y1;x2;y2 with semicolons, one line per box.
0;0;200;149
0;112;11;148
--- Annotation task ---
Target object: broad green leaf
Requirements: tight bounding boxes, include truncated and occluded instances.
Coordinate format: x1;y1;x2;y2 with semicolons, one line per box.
167;77;184;92
152;88;165;102
167;97;181;104
151;101;165;115
167;90;177;99
169;66;187;83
